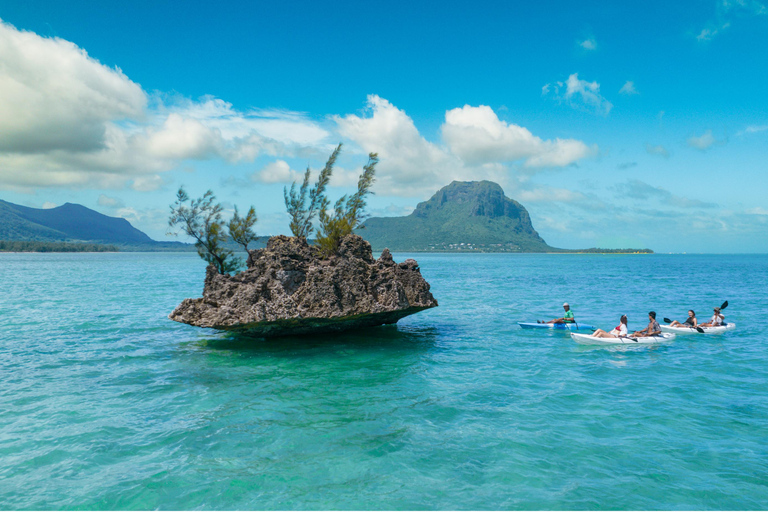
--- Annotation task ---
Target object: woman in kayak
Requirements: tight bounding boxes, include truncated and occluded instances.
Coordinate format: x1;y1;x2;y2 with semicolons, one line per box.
669;310;697;328
591;315;628;338
699;307;725;327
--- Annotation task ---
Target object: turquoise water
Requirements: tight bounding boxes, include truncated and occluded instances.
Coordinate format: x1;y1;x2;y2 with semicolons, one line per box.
1;252;767;510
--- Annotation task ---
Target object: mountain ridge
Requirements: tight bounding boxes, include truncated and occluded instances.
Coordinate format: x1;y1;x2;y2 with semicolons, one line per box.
358;180;557;252
0;199;169;246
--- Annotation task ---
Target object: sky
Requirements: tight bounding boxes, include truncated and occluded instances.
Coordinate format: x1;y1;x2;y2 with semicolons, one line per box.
0;0;767;253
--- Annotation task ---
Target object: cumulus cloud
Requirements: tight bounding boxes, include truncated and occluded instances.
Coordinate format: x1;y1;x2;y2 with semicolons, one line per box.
646;143;670;158
579;38;597;50
619;81;639;95
251;160;303;184
42;202;57;209
0;21;332;191
687;130;717;150
0;20;146;154
334;95;596;197
542;73;613;115
442;105;596;167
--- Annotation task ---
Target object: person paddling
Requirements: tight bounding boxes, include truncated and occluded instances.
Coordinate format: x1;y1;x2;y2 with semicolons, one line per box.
669;310;697;328
699;307;725;327
632;311;661;337
542;302;575;324
592;315;628;338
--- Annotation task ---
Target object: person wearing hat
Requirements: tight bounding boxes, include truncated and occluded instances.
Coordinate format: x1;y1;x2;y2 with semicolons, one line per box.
542;302;575;324
700;307;725;327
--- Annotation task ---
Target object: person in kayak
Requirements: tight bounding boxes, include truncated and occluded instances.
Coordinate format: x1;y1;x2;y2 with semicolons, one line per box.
699;307;725;327
669;310;697;328
632;311;661;337
592;315;628;338
541;302;575;324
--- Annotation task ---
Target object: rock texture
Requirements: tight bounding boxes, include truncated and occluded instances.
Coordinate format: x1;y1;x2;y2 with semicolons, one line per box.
169;234;438;337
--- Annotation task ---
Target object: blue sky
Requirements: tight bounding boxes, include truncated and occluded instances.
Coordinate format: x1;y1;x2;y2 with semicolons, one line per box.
0;0;766;252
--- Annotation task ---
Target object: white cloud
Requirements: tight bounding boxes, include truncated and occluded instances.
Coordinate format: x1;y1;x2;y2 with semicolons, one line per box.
97;194;124;208
747;207;768;215
543;73;613;115
619;81;639;95
144;113;223;160
41;201;57;209
0;21;332;191
696;0;766;42
131;175;165;192
334;95;596;197
737;124;768;135
0;20;146;154
334;95;465;196
646;143;670;158
687;130;717;150
442;105;596;167
251;160;302;184
579;38;597;50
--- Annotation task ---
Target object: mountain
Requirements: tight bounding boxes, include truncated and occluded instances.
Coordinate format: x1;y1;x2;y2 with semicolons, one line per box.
358;181;557;252
0;199;155;245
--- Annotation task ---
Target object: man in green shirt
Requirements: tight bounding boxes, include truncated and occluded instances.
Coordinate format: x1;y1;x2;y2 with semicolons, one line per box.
544;302;575;324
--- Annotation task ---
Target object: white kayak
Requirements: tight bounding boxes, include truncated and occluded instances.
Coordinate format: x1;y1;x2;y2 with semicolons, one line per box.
661;323;736;335
570;331;676;345
519;322;596;331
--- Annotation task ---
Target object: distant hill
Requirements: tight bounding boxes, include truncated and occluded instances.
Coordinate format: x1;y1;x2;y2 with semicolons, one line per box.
0;199;192;250
357;181;652;254
358;181;556;252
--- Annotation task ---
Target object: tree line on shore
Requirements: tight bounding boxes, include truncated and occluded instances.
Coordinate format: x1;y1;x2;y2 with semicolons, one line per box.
168;143;378;274
0;240;119;252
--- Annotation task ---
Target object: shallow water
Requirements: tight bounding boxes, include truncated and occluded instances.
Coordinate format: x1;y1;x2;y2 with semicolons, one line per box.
1;252;766;510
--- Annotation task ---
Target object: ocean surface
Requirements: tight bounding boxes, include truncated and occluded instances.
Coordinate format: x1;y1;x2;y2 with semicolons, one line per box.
1;252;767;510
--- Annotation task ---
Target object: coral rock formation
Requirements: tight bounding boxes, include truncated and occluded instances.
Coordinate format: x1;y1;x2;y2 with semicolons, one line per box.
169;234;438;337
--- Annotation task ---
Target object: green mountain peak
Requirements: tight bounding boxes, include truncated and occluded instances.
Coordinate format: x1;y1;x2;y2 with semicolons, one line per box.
358;180;554;252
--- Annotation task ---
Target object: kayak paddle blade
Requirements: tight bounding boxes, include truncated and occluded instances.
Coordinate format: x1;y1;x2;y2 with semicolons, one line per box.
663;318;673;324
696;327;705;333
721;300;729;310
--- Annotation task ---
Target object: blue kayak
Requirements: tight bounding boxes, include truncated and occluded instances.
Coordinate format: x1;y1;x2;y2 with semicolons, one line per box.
518;322;596;331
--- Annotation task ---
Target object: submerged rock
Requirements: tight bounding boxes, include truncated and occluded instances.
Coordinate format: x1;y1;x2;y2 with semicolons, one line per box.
169;234;438;337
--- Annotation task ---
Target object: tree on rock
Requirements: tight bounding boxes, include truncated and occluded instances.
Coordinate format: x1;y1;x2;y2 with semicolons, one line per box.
284;144;378;257
283;143;340;239
168;187;256;274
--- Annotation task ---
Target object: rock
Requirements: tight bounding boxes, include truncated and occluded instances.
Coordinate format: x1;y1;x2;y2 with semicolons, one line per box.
169;234;438;337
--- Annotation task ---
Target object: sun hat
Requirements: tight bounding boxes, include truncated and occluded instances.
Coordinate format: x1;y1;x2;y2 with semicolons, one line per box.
563;302;569;307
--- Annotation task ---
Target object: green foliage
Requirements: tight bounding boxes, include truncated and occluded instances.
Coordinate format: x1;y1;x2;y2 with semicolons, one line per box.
169;187;257;274
227;206;258;252
0;240;118;252
316;152;378;257
284;143;341;239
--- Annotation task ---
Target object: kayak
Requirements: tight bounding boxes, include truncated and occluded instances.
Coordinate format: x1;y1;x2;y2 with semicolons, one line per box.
519;322;596;331
660;323;736;335
570;332;676;345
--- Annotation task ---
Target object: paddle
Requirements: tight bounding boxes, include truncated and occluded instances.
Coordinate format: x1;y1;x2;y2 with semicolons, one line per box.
663;317;673;324
694;301;729;333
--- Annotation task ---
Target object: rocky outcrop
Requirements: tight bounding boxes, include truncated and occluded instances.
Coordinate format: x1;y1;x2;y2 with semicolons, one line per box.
169;234;438;337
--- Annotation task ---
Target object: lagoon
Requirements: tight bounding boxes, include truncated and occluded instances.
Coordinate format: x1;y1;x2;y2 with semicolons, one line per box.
1;252;767;509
